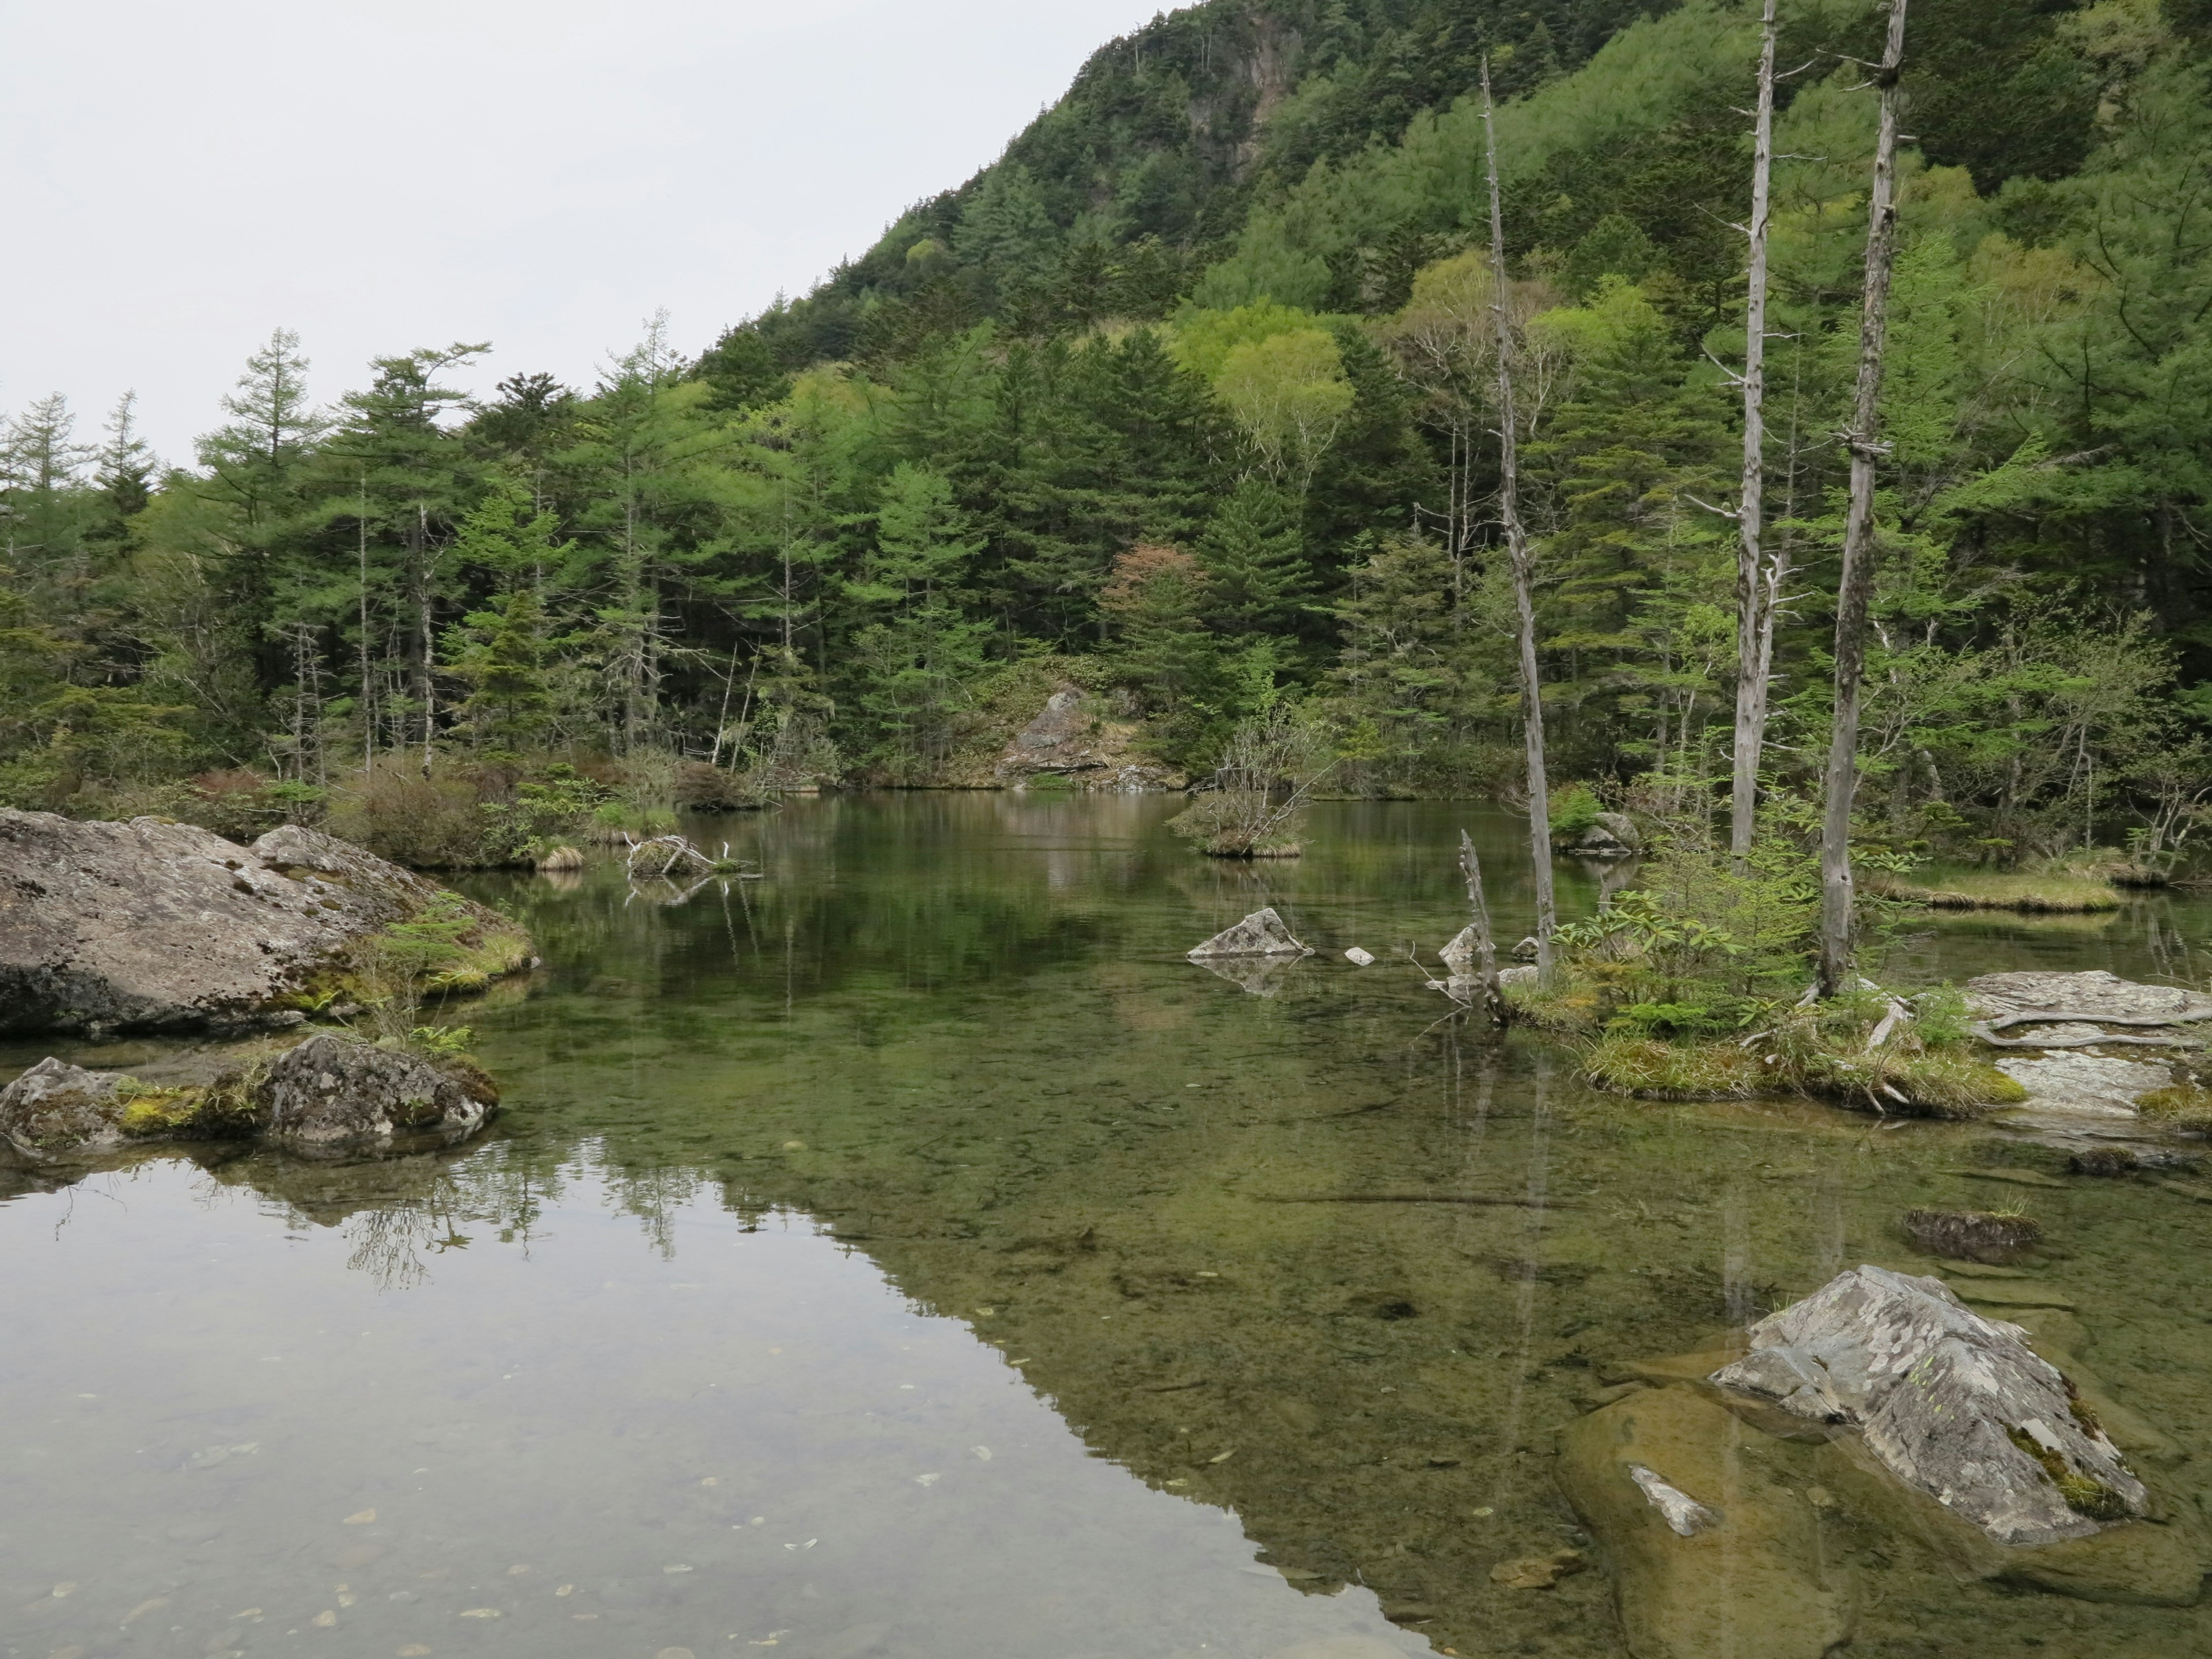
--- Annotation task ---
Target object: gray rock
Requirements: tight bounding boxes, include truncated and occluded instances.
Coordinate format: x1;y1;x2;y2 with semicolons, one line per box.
1342;946;1375;966
1994;1052;2172;1116
1562;812;1643;858
0;812;525;1037
0;1058;131;1159
1965;970;2212;1027
1438;925;1481;972
257;1033;498;1149
1710;1265;2145;1546
1187;907;1312;960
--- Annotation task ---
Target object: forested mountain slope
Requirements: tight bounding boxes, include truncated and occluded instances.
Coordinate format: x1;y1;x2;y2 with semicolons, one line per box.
5;0;2211;873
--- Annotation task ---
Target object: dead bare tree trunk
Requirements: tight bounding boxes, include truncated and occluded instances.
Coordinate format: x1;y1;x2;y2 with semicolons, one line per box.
1816;0;1909;997
1459;830;1503;1021
1482;59;1558;979
1729;0;1782;864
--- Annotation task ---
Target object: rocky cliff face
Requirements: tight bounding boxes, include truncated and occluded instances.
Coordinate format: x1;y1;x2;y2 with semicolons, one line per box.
0;812;529;1037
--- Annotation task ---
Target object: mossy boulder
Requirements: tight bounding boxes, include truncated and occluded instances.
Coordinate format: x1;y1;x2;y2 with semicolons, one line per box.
0;1056;262;1161
0;811;532;1037
1;1035;501;1163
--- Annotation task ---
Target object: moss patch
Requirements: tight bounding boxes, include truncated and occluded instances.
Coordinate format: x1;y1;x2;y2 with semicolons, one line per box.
112;1074;263;1141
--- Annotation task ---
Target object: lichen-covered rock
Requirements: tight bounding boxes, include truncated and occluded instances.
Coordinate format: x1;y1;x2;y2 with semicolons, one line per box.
1187;907;1312;960
1710;1266;2145;1546
257;1033;499;1149
0;811;529;1037
1965;970;2212;1027
1557;1385;1853;1659
0;1058;132;1158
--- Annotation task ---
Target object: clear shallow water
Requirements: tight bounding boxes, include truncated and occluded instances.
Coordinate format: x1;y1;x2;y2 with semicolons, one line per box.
7;795;2212;1659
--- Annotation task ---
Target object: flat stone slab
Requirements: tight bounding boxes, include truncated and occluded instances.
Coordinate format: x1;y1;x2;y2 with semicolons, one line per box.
1965;971;2212;1025
1997;1052;2171;1107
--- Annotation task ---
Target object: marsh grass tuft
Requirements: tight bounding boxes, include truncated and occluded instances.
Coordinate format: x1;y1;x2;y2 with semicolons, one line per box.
1874;866;2122;914
2137;1083;2212;1131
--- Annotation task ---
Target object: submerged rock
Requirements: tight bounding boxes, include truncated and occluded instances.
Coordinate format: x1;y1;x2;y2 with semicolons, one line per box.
1558;1384;1852;1659
0;812;530;1037
259;1033;499;1150
1187;908;1313;960
1903;1208;2043;1264
1709;1266;2145;1547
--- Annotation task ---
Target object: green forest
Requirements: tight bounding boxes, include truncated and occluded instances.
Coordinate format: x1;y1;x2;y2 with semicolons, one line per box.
6;0;2211;878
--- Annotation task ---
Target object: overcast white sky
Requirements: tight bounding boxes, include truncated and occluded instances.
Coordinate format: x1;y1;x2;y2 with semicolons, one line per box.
1;0;1172;465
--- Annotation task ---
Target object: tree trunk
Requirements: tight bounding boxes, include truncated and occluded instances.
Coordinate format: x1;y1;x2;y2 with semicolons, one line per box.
1459;830;1503;1021
1482;58;1558;978
1816;0;1909;997
418;506;437;779
1729;0;1781;863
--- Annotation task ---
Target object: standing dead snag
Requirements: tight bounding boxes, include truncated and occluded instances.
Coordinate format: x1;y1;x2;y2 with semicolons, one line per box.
1817;0;1910;998
1459;830;1504;1021
1729;0;1783;865
1480;58;1558;981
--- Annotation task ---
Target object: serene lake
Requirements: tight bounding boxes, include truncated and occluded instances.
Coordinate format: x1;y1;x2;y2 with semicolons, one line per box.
6;795;2212;1658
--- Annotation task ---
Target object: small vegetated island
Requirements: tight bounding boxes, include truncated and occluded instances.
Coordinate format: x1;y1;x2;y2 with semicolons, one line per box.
7;0;2212;1652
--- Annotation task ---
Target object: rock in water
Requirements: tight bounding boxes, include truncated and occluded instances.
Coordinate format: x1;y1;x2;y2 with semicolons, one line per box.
1965;970;2212;1028
1903;1208;2043;1264
259;1034;499;1150
1343;946;1375;966
2;1033;501;1161
1558;1385;1852;1659
1709;1265;2145;1546
0;1059;131;1159
1187;908;1312;960
0;812;529;1037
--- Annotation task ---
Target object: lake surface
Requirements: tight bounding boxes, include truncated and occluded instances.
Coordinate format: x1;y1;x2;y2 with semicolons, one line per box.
6;794;2212;1659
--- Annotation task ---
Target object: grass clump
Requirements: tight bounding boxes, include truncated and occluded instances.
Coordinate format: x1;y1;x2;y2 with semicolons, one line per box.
112;1074;263;1141
2137;1082;2212;1131
1877;865;2122;914
1581;1032;1765;1099
2005;1426;2133;1521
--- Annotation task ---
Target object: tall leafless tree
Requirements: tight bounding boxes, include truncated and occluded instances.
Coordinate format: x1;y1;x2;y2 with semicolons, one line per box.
1481;58;1558;977
1729;0;1783;863
1817;0;1910;996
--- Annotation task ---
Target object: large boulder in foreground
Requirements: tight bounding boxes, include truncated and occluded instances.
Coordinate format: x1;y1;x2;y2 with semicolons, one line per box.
1710;1266;2145;1546
1;1035;500;1162
0;811;531;1036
